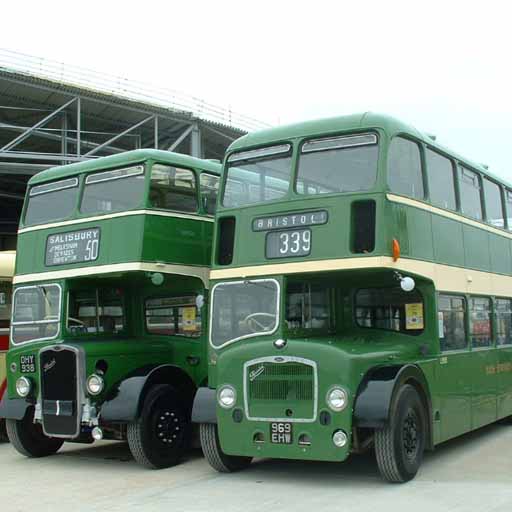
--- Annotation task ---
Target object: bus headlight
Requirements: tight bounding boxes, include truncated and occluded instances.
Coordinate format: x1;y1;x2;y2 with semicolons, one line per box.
86;374;104;396
16;377;31;397
326;386;348;412
218;385;236;409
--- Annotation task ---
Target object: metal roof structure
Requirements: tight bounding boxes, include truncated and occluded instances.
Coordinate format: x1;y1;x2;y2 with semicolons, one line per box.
0;49;269;250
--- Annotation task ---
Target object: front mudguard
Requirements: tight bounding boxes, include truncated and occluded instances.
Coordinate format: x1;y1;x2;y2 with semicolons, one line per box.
191;387;216;424
0;396;30;420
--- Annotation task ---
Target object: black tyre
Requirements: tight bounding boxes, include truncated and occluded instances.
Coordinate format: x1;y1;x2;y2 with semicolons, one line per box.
200;422;252;472
6;408;64;457
0;419;7;442
127;384;191;469
375;384;426;483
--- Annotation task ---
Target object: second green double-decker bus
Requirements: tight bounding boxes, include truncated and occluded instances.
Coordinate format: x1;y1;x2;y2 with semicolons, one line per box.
0;149;220;468
194;113;512;482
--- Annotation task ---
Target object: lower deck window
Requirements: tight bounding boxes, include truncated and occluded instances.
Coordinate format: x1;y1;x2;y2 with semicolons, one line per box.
355;287;424;334
145;296;201;337
286;283;331;331
496;298;512;346
469;297;492;348
438;295;467;351
68;288;124;335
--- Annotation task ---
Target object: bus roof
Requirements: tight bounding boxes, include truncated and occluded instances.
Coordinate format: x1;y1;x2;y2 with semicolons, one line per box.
29;149;222;186
228;112;510;190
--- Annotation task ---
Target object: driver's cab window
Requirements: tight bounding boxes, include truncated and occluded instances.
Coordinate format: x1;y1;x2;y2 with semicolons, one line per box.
286;282;331;332
149;164;197;213
68;288;124;335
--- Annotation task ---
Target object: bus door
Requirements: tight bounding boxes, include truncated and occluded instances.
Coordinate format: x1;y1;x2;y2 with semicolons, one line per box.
467;297;497;429
495;298;512;419
436;295;472;441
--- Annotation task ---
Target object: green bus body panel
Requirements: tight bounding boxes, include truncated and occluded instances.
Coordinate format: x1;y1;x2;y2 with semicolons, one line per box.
206;113;512;463
16;215;212;276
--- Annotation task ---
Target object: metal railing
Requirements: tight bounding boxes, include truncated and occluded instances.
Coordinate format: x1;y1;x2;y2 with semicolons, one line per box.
0;48;269;132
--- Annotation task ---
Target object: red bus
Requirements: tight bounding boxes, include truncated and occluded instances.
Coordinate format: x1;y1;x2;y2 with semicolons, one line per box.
0;251;15;441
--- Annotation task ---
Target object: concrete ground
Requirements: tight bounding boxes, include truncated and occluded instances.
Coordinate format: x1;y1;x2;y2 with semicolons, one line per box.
1;422;511;512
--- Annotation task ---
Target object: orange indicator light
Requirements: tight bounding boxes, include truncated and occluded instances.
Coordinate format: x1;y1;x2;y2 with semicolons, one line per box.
392;239;400;262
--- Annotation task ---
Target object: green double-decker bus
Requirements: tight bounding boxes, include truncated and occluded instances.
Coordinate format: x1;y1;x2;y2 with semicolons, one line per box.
194;113;512;482
0;149;220;468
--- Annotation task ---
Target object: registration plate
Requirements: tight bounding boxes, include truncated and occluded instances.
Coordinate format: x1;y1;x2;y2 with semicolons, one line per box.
20;355;36;373
270;422;293;444
266;229;311;259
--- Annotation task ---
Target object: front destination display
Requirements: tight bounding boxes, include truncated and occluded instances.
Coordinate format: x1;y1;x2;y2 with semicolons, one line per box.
194;113;512;483
0;149;221;468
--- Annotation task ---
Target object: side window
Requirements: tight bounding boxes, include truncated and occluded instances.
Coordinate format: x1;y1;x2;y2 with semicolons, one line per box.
388;137;424;199
285;283;331;331
469;297;492;348
439;295;467;351
200;173;219;215
355;287;424;335
145;296;201;337
426;149;456;211
505;189;512;231
496;299;512;346
459;166;483;220
483;178;504;228
149;164;197;213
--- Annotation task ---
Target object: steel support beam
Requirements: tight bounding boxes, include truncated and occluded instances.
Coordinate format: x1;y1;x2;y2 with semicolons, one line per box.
190;123;202;158
0;122;130;154
202;123;238;142
167;125;193;151
154;116;159;149
84;114;155;157
0;97;77;152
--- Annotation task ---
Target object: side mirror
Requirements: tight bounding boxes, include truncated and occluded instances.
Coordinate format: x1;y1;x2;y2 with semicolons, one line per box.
196;294;205;309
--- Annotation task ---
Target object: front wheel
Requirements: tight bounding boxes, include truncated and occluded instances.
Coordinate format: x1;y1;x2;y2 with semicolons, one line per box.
0;419;8;442
6;408;64;457
374;384;426;483
200;423;252;472
127;384;191;469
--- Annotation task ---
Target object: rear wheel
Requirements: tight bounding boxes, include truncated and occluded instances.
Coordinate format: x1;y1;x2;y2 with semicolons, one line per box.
127;384;191;469
200;422;252;472
6;408;63;457
375;384;426;483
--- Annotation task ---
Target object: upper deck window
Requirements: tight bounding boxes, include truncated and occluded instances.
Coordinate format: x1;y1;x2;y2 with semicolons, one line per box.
483;178;504;228
426;149;456;211
506;190;512;231
223;145;292;208
81;165;145;215
24;178;78;226
149;164;198;213
296;134;378;195
200;173;219;215
459;166;483;220
388;137;424;199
